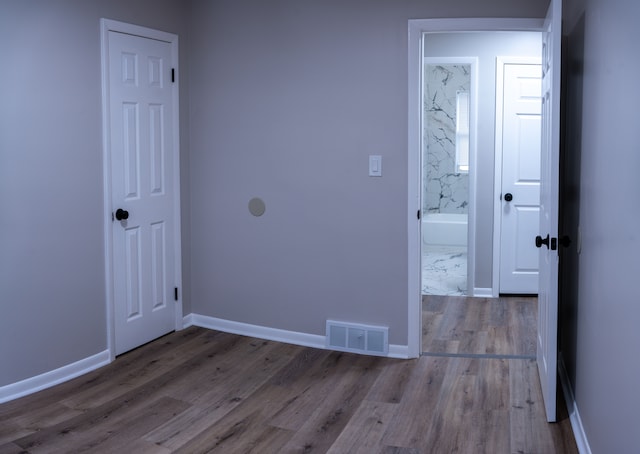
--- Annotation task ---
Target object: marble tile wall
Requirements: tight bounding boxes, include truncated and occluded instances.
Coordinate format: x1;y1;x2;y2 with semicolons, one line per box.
423;64;470;214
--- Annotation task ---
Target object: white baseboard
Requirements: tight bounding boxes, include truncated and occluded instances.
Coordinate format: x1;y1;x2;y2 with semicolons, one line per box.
558;354;592;454
473;287;494;298
387;344;410;359
0;350;111;404
188;314;326;349
184;313;410;359
182;313;194;329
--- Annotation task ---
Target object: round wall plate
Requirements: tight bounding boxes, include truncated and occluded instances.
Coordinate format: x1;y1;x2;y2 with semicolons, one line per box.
248;197;266;217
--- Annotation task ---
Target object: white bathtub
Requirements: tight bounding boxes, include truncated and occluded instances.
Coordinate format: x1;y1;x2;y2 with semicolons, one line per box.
422;213;468;247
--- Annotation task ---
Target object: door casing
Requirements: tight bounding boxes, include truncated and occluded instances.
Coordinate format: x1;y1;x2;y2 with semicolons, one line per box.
100;19;183;361
408;18;545;358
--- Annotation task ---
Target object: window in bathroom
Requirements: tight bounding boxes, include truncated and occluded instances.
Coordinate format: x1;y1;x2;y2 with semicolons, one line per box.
455;90;470;174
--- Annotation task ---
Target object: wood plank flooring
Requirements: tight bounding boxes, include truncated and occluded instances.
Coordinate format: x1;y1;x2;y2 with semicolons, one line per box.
0;296;577;453
422;295;537;356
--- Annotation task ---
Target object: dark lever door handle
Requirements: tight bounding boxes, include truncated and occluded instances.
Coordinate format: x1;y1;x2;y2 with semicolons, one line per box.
535;234;549;249
115;208;129;221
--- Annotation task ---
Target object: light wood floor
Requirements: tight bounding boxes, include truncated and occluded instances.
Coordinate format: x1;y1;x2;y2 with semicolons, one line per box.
422;295;537;356
1;296;577;453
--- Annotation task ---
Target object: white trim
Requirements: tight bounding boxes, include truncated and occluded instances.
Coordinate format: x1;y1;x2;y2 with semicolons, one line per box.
407;21;423;359
190;314;326;349
100;19;183;359
558;354;592;454
473;287;494;298
100;19;115;361
467;59;478;298
492;56;542;297
101;19;177;43
408;18;546;357
0;351;110;404
387;344;410;359
185;314;410;359
412;18;544;32
182;313;194;329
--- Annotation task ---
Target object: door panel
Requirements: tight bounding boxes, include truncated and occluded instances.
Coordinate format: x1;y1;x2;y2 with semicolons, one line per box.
499;63;542;294
108;30;177;355
537;0;562;423
125;227;142;320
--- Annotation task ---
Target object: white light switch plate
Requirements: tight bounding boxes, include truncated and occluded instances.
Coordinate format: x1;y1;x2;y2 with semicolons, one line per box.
369;155;382;176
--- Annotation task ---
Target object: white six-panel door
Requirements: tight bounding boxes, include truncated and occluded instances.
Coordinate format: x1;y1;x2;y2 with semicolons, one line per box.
106;28;179;356
499;62;542;294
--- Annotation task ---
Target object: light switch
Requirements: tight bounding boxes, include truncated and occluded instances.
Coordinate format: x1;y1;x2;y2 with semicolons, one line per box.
369;155;382;177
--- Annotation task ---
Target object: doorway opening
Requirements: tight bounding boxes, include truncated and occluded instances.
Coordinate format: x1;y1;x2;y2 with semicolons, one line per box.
409;6;562;422
407;19;547;360
419;31;542;299
421;57;475;297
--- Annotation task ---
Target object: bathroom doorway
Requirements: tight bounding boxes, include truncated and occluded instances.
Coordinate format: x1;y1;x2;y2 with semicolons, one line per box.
421;58;474;296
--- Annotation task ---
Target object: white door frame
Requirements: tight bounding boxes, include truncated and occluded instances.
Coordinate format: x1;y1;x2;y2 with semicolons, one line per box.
492;56;542;296
100;19;183;361
408;18;544;358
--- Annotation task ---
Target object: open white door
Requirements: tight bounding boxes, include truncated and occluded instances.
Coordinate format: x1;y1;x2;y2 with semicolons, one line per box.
536;0;562;423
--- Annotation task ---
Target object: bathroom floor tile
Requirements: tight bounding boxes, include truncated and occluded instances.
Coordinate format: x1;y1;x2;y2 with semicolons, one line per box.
422;246;467;296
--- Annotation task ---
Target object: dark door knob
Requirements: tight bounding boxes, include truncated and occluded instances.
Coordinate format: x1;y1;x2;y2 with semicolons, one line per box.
504;193;513;202
535;234;549;249
115;208;129;221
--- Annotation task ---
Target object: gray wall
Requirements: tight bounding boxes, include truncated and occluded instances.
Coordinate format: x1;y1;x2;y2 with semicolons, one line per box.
1;0;548;387
187;0;547;344
0;0;190;387
423;32;541;289
562;0;640;451
6;1;640;450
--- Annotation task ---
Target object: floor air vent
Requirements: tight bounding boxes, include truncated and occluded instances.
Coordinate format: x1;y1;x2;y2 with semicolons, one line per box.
326;320;388;356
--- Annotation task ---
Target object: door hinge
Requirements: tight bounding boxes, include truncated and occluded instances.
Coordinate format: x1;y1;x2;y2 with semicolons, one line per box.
171;68;175;83
174;287;179;301
417;210;421;220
